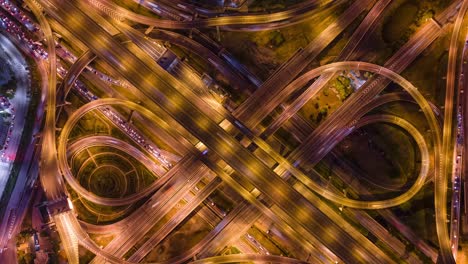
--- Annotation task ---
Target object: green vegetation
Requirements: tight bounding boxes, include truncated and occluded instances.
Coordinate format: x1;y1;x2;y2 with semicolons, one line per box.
71;194;133;224
90;166;126;198
69;144;159;224
16;228;36;264
334;76;353;100
17;252;34;264
298;75;353;126
268;31;285;48
68;112;110;140
125;205;180;260
208;189;235;213
316;107;328;123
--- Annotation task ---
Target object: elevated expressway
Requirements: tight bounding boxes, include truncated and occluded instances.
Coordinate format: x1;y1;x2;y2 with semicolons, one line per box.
46;3;402;262
48;0;420;262
443;0;468;260
122;5;440;257
57;90;431;264
51;26;406;263
40;2;442;256
59;94;430;263
66;136;172;206
22;0;80;263
29;0;460;264
85;0;340;31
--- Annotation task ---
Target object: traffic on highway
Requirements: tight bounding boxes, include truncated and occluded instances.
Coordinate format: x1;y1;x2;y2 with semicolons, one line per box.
0;0;466;263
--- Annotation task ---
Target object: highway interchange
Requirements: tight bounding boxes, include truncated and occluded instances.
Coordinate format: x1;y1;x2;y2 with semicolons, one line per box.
0;0;467;263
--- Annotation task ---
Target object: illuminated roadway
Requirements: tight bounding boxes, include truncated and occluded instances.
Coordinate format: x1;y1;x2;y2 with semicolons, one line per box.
85;0;338;30
66;136;171;206
441;0;468;262
47;0;438;260
53;18;428;260
235;0;387;129
23;1;80;263
40;1;454;262
17;1;460;262
54;10;438;256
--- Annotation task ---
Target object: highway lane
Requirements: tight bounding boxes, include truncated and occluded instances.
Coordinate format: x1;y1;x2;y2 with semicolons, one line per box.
93;162;210;262
134;0;226;17
187;253;309;264
273;21;441;177
129;1;420;208
281;91;440;260
440;0;468;262
276;91;440;260
457;14;468;257
117;24;226;122
61;81;394;262
51;25;261;260
54;102;225;263
289;115;428;264
270;11;448;258
69;140;236;262
86;154;210;263
24;0;81;263
72;69;432;262
82;155;202;236
87;0;337;30
135;28;255;91
252;18;442;149
197;62;438;260
221;62;434;210
24;0;63;201
202;91;440;258
57;22;414;264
